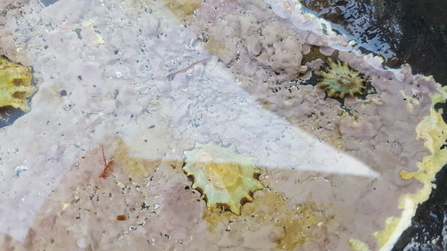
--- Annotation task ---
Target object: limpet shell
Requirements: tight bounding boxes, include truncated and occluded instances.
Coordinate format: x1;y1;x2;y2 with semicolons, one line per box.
0;56;36;112
183;141;265;215
316;58;366;98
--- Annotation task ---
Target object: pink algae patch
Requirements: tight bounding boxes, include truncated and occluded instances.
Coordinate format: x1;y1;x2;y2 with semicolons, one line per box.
24;137;202;250
339;115;377;140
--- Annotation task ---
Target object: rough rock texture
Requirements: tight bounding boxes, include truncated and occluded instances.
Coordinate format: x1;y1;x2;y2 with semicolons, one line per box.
0;0;444;250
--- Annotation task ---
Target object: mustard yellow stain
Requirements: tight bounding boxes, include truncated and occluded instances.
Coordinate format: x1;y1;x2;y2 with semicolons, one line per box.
162;0;201;18
204;37;230;55
106;137;161;180
348;238;371;251
373;217;401;248
204;189;332;250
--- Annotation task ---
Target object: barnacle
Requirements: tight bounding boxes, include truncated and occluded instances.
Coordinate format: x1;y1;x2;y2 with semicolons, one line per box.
315;58;365;98
0;56;36;112
183;141;265;215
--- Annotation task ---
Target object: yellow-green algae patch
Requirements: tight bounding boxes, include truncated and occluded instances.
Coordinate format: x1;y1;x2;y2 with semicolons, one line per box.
183;141;265;215
349;238;371;251
372;82;447;250
0;56;36;112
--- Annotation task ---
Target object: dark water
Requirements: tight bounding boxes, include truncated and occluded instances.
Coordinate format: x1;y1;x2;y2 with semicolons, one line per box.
393;163;447;250
300;0;447;249
40;0;59;7
0;106;24;128
301;0;447;86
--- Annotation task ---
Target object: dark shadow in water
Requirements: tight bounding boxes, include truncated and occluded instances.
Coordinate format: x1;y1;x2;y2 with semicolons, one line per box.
40;0;59;7
387;0;447;87
0;106;25;128
392;163;447;251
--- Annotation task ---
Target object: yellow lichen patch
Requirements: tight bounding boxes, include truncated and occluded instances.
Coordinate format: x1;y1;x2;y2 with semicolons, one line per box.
348;238;371;251
373;216;402;248
204;189;333;250
316;58;366;98
183;141;265;215
0;56;36;112
163;0;201;18
374;82;447;250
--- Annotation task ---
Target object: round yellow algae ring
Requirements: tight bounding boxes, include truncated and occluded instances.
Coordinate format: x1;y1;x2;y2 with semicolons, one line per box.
183;141;265;215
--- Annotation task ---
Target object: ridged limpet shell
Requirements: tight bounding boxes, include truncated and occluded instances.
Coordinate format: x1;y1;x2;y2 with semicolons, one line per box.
0;56;36;112
316;58;366;98
183;141;264;215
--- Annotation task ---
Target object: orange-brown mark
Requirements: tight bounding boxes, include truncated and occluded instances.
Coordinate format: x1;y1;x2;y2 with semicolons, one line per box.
99;148;114;179
12;91;27;99
12;78;25;86
116;215;126;221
